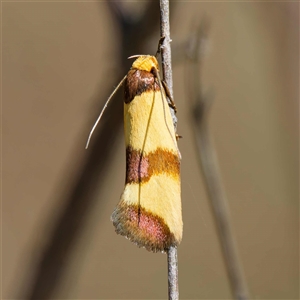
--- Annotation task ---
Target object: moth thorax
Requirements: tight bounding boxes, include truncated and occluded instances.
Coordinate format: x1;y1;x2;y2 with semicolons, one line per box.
132;55;159;73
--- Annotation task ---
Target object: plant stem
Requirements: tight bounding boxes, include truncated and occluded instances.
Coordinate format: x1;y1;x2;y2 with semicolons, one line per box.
167;246;179;300
159;1;179;300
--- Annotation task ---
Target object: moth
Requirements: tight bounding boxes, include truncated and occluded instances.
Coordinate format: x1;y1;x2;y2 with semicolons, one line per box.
87;54;182;253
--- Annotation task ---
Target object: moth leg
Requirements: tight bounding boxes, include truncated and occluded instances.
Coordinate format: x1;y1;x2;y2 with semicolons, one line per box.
156;36;166;58
162;80;177;113
176;133;183;141
151;67;177;113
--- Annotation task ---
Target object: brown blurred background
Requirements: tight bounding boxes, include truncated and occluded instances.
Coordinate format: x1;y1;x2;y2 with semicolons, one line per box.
2;1;299;299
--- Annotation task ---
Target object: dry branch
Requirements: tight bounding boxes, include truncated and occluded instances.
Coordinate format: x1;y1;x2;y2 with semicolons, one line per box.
159;1;179;300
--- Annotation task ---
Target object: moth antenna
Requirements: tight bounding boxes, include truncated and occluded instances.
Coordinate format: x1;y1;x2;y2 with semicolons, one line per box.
155;71;182;160
85;75;127;149
128;54;143;60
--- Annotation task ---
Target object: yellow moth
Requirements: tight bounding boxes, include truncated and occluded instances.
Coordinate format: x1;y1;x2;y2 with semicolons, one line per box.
86;55;182;253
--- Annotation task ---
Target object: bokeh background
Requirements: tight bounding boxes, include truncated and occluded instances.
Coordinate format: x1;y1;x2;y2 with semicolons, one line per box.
2;1;299;299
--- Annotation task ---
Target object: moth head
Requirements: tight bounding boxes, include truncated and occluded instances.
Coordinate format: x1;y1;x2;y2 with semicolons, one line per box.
131;55;159;73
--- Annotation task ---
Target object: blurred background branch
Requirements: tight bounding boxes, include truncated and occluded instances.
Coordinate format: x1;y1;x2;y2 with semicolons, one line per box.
22;1;162;299
186;18;249;300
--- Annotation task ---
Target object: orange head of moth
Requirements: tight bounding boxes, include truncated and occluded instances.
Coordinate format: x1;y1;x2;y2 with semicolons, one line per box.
131;55;159;73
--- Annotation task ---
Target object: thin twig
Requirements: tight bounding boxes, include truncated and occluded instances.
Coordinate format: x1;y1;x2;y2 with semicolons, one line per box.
187;19;250;300
160;0;177;129
167;245;179;300
159;1;179;300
